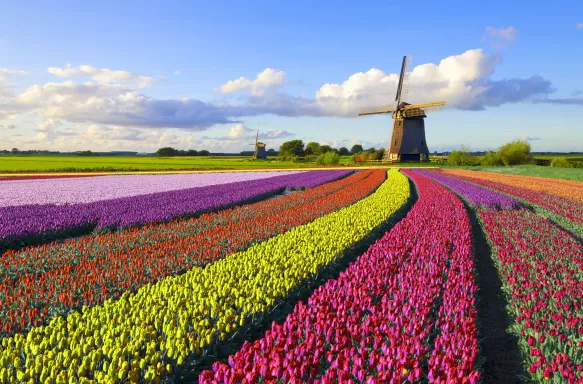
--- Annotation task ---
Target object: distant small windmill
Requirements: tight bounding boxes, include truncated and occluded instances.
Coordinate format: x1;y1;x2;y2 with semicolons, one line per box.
358;56;445;162
249;130;267;159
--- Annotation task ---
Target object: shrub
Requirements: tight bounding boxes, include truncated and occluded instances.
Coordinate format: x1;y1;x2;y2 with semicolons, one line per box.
481;151;501;166
304;155;317;162
498;140;531;165
550;157;572;168
316;152;339;165
447;146;479;166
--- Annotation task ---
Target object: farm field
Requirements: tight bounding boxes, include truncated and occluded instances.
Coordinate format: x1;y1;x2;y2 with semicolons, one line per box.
0;168;582;383
0;155;355;173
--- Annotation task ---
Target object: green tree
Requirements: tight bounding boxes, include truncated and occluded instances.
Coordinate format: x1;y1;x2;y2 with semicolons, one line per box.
11;148;19;154
350;144;363;155
156;147;177;157
378;148;385;160
498;140;531;165
338;147;350;156
305;142;321;156
198;150;210;156
320;145;333;153
186;149;199;156
279;140;305;156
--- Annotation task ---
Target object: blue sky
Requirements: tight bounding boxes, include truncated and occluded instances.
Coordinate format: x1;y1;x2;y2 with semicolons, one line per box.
0;0;582;152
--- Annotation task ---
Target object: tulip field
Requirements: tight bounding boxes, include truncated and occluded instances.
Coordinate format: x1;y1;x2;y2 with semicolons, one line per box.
0;168;582;383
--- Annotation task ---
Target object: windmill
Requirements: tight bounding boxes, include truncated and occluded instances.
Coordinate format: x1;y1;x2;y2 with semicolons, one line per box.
249;130;267;159
358;56;445;162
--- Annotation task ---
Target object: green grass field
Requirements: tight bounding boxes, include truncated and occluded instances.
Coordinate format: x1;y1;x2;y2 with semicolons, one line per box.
534;155;583;161
457;165;583;182
1;156;582;183
0;155;355;172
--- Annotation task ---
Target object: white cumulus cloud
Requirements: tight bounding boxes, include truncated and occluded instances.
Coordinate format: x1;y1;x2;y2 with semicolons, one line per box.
227;124;255;139
215;68;286;96
47;64;161;88
225;124;294;141
0;68;26;81
314;49;551;115
17;81;236;130
0;68;30;118
87;125;148;141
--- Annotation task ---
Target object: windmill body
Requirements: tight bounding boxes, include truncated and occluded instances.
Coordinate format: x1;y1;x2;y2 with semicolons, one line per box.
390;113;429;161
249;130;267;159
255;143;267;159
358;56;445;162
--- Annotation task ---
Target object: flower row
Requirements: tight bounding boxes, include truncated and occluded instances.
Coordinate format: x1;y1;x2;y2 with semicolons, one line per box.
0;170;383;337
0;169;409;383
201;169;479;383
479;209;583;382
413;169;520;210
0;171;302;207
0;170;373;280
439;170;583;227
444;169;583;203
0;170;350;251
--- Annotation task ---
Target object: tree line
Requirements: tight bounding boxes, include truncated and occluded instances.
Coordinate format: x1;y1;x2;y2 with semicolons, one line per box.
278;140;369;157
278;140;384;165
155;147;211;157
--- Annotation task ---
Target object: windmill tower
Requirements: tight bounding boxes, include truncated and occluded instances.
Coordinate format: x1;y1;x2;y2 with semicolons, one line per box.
249;130;267;159
358;56;445;162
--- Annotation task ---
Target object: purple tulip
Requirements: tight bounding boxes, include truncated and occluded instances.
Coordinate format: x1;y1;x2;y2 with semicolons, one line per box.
0;170;351;248
0;171;302;207
412;169;520;210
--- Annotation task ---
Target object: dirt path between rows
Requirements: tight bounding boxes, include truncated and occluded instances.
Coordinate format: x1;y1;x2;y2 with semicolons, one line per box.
466;205;526;383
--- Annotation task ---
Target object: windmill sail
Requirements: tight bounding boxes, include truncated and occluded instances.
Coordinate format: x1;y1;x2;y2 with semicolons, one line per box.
358;104;395;116
395;56;410;105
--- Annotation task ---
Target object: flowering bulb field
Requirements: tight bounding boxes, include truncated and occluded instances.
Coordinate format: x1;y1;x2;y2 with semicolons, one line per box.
444;168;583;203
0;170;349;252
0;167;582;383
0;170;383;337
437;169;583;237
